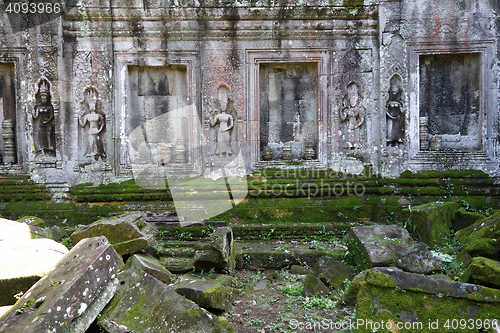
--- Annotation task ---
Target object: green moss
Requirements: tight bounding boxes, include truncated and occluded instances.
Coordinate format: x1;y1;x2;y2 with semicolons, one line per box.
123;292;147;324
343;0;363;10
216;316;236;333
356;282;500;333
189;307;201;317
365;271;397;288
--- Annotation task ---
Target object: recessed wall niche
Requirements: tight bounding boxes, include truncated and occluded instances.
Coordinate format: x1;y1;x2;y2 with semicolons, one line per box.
419;53;481;151
127;66;189;164
0;65;16;164
259;63;318;160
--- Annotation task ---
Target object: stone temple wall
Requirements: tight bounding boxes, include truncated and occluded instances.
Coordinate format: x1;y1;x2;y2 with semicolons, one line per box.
0;0;499;187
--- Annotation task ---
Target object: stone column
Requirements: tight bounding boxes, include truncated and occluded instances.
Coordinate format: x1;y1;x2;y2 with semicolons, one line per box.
419;117;429;151
2;119;15;164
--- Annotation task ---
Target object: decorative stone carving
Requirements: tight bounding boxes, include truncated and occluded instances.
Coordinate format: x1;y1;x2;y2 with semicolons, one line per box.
430;136;442;151
304;134;315;160
283;142;292;160
210;85;235;158
386;75;404;145
2;119;15;164
79;88;106;161
419;117;429;150
262;146;273;161
175;137;186;163
340;82;365;150
33;79;55;154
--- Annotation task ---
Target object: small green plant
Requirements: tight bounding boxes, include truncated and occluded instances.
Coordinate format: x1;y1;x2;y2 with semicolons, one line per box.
243;254;251;264
278;282;303;296
263;228;275;241
177;231;193;241
202;225;215;236
16;300;34;314
458;199;491;217
301;296;335;309
353;205;360;212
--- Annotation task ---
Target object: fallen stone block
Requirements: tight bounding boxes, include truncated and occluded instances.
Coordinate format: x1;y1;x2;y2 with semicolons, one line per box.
71;212;156;256
456;210;500;259
312;256;356;290
352;267;500;333
0;217;55;241
303;274;330;297
174;274;235;311
152;227;234;273
452;207;485;231
346;225;415;271
0;236;123;333
396;242;442;274
462;256;500;288
100;268;234;332
124;253;173;285
0;238;68;306
401;201;459;247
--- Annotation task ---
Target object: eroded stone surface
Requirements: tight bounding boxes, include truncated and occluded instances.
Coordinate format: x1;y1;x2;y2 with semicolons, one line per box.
453;207;485;231
0;236;123;333
154;227;234;273
312;256;356;290
455;211;500;260
124;253;173;285
71;213;156;256
401;201;459;247
174;274;235;311
347;225;415;270
462;257;500;289
303;274;330;297
354;267;500;327
101;268;234;332
396;242;442;274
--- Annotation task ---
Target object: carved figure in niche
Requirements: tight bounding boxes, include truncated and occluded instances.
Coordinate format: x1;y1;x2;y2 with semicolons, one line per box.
79;88;106;161
210;85;235;157
33;80;55;154
386;76;404;145
340;82;365;149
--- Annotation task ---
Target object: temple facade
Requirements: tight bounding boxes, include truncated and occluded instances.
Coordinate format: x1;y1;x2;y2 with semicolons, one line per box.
0;0;499;188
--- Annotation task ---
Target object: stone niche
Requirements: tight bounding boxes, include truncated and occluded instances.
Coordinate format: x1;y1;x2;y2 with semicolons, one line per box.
259;63;318;160
127;66;189;165
419;53;481;152
0;65;16;164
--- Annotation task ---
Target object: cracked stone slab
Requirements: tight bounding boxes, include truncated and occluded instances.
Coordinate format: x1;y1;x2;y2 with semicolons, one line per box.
0;236;123;333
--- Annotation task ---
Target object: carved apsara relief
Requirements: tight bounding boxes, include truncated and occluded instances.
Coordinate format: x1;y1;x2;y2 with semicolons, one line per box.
386;75;404;145
33;79;55;155
339;82;365;150
79;87;106;161
209;85;235;159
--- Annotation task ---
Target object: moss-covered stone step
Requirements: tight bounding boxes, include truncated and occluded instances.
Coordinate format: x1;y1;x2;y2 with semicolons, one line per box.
157;222;359;242
234;240;346;270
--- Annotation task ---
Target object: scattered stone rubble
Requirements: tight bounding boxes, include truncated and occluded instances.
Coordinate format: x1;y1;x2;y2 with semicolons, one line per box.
2;202;500;332
348;203;500;329
0;214;237;332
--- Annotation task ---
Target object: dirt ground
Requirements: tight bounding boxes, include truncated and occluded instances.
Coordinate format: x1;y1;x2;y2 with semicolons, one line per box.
224;269;355;333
